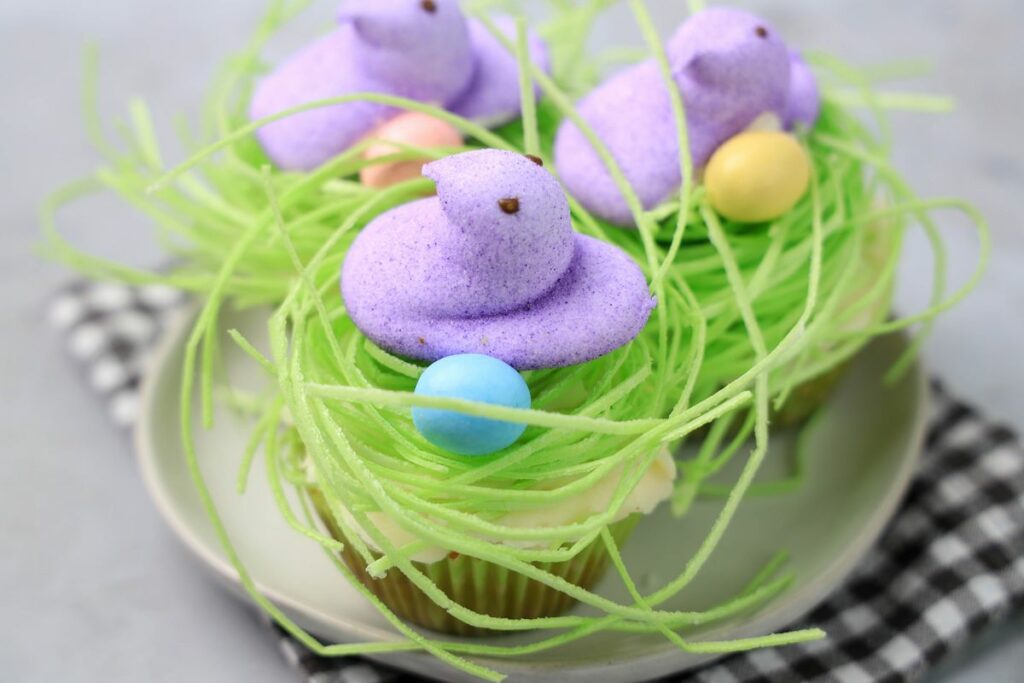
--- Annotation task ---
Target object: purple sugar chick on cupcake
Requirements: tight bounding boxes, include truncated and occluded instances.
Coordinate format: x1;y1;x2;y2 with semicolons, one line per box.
250;0;473;171
250;1;548;171
554;7;820;228
785;50;821;129
341;149;655;370
450;16;550;128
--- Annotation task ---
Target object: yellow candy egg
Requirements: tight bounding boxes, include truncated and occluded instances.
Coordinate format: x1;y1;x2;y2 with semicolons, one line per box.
704;130;811;223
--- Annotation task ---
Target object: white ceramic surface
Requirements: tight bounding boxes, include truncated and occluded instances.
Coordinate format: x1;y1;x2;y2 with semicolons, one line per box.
136;306;928;683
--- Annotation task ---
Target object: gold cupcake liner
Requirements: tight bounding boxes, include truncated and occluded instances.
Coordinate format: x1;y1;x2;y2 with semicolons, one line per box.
309;488;638;636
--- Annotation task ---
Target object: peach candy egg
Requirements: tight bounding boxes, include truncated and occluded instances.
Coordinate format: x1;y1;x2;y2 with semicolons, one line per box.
360;112;464;189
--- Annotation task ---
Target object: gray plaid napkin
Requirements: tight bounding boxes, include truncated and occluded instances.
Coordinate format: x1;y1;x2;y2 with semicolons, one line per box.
51;280;1024;683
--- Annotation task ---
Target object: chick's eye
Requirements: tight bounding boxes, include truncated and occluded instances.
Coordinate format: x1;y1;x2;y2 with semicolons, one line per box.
755;26;768;38
498;198;520;214
420;0;438;13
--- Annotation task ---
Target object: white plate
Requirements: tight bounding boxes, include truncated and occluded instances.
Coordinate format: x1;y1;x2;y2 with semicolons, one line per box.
137;306;927;682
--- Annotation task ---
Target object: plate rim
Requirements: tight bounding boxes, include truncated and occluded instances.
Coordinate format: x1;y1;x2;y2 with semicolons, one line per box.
135;304;929;680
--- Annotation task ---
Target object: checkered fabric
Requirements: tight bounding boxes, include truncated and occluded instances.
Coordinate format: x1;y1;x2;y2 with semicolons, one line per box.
49;281;186;427
52;280;1024;683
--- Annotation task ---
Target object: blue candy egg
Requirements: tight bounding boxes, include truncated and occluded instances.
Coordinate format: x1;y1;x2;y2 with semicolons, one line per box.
412;354;531;456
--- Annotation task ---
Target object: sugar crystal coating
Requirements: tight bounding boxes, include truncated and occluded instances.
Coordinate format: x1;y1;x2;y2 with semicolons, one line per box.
784;50;821;129
341;150;655;369
450;16;550;127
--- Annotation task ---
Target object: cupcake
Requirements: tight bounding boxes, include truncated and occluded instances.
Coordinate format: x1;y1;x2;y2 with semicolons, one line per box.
49;0;986;678
553;7;901;431
301;149;667;635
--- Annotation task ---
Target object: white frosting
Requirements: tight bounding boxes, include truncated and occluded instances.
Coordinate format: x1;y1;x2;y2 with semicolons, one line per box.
325;449;677;564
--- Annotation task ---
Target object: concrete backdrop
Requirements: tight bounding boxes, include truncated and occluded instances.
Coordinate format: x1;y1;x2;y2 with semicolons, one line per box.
2;1;1021;681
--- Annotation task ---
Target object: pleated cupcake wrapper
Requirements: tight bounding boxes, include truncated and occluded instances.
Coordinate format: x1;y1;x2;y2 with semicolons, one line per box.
310;486;639;636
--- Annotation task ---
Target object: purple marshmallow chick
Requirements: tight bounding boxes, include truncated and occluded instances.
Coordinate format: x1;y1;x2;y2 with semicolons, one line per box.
341;149;655;370
450;16;551;127
250;0;474;171
554;8;793;228
784;50;821;129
